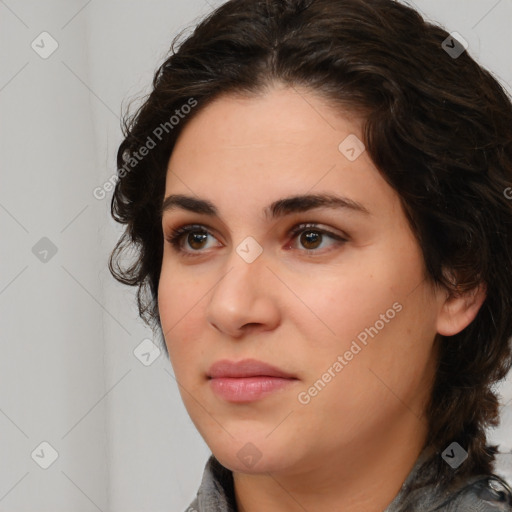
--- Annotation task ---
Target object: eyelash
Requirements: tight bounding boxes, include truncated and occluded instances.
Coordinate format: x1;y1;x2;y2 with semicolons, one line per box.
164;223;347;258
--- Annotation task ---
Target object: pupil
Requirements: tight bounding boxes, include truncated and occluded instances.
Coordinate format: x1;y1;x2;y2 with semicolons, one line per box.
302;231;321;249
186;230;322;251
189;232;207;249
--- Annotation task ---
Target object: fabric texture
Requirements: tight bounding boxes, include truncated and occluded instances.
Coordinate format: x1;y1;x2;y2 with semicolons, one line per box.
185;449;512;511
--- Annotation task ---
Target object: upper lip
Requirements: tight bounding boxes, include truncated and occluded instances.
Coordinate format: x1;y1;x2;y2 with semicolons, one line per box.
207;358;297;379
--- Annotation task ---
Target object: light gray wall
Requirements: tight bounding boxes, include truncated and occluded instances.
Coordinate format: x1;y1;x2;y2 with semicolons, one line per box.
0;1;510;511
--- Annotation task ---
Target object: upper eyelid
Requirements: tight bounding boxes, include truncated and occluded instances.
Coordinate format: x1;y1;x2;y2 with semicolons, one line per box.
163;214;348;232
164;221;344;236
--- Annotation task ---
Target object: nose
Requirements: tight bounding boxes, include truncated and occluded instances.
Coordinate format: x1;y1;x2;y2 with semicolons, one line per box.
205;247;281;338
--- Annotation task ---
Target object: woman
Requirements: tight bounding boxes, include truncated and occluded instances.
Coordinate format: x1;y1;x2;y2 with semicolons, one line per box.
109;0;512;510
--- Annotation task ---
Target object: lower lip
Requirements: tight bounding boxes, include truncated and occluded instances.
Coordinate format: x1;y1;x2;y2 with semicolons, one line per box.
209;376;297;402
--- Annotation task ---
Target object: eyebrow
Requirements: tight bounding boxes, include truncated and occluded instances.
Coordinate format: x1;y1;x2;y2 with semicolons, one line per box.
160;192;371;220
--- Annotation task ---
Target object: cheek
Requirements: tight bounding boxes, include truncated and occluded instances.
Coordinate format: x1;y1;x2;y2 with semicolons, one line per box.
288;246;433;375
157;267;204;362
287;265;398;349
158;254;207;319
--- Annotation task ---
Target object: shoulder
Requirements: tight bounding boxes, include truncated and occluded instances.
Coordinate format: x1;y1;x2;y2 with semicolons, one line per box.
439;474;512;511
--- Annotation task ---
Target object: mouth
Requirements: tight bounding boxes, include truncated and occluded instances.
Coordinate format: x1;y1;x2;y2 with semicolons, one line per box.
207;358;299;403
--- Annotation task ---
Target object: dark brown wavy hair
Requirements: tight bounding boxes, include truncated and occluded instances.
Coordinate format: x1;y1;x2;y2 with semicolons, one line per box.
109;0;512;491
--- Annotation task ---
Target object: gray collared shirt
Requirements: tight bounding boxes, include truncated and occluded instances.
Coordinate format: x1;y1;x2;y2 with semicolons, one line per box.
185;450;512;511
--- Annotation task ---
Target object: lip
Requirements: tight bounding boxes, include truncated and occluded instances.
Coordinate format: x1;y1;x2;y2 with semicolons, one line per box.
207;359;299;403
207;358;297;379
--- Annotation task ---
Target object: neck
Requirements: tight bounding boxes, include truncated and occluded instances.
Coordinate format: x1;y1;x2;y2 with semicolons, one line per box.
233;412;429;512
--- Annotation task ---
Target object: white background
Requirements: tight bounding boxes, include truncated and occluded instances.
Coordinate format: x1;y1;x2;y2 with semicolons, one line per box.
1;1;511;510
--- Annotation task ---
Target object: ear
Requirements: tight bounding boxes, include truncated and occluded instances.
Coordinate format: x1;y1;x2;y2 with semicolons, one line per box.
436;279;487;337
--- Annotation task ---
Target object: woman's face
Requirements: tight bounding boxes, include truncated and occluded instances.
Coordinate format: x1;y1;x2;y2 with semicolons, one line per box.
158;85;447;475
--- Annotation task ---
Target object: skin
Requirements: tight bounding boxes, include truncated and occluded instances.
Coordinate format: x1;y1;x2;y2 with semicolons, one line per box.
157;84;486;512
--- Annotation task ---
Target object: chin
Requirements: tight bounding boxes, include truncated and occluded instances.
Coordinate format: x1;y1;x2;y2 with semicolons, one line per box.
215;450;286;474
208;436;299;475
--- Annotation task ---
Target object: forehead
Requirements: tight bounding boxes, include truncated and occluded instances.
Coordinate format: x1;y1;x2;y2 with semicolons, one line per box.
163;86;401;221
169;86;361;155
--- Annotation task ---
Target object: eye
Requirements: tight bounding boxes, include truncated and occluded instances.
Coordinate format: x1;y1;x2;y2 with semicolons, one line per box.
286;223;347;254
164;224;220;257
164;222;347;258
